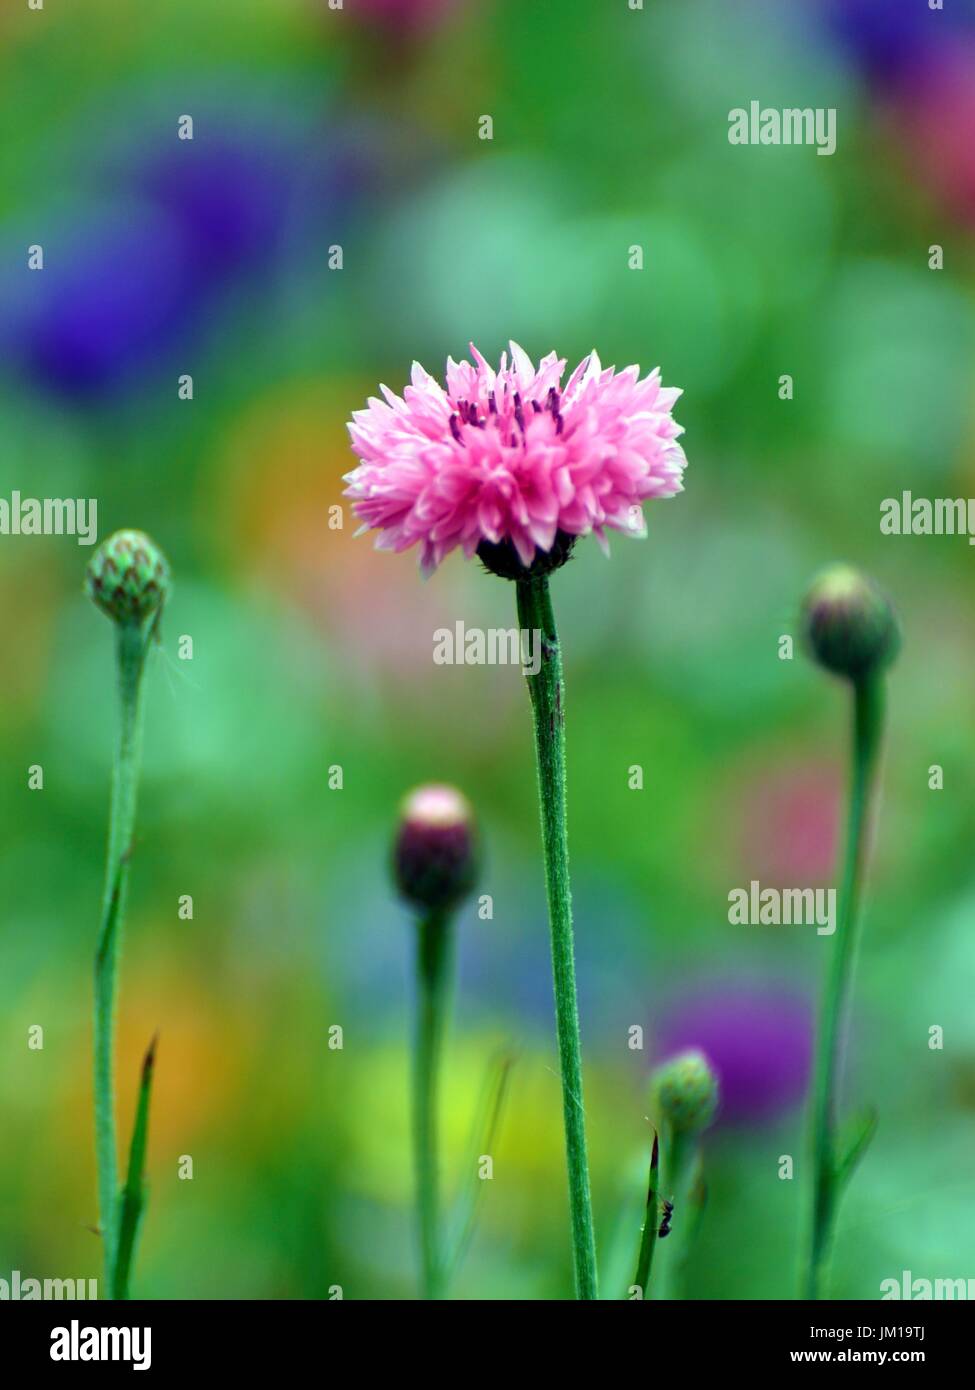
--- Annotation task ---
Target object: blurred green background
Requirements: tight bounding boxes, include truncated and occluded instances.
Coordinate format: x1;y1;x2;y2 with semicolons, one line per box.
2;0;975;1299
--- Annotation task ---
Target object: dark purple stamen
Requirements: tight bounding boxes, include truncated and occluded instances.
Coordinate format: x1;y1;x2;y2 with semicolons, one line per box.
449;414;462;443
544;386;564;434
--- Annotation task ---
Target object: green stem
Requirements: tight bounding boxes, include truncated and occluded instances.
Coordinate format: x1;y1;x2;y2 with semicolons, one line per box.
413;910;453;1300
94;620;152;1294
806;675;886;1299
655;1127;695;1301
515;575;598;1301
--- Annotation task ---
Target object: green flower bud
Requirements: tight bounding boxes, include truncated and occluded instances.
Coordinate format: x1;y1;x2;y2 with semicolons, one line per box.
801;565;900;682
652;1049;719;1134
393;784;479;915
86;529;170;627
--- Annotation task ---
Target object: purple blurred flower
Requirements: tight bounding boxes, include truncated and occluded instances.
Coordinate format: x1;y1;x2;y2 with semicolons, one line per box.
134;112;367;281
802;3;975;229
6;204;198;399
656;982;812;1126
2;105;365;402
817;0;973;89
138;134;294;282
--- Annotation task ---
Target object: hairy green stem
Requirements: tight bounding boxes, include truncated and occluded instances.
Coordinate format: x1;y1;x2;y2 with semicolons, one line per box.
515;575;598;1301
413;910;453;1300
806;675;885;1299
94;620;152;1293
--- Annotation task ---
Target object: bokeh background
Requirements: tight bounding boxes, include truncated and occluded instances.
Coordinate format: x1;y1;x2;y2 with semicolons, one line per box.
2;0;974;1300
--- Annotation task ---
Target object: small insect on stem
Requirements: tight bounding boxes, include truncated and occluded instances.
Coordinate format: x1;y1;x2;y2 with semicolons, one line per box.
658;1197;674;1239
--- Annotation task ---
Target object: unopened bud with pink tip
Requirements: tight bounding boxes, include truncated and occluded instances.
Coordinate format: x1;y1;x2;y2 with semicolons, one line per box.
393;784;479;915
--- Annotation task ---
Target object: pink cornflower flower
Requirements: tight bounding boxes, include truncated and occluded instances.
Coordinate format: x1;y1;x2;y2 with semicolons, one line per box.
345;341;690;1298
345;342;687;576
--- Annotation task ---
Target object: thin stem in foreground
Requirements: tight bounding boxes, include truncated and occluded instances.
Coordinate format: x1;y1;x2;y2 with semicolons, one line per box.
515;575;598;1301
806;675;886;1299
413;910;453;1300
633;1132;660;1298
94;620;152;1291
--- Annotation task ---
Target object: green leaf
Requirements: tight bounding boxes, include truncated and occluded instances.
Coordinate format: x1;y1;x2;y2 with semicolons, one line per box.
834;1105;878;1192
632;1130;661;1299
111;1034;157;1300
445;1048;516;1282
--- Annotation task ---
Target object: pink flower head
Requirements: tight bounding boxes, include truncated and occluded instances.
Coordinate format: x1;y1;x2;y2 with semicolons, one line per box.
345;342;687;576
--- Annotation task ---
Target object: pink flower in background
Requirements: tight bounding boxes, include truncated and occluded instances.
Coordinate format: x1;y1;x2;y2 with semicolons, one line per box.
351;0;459;22
737;761;839;887
887;43;975;226
345;342;686;575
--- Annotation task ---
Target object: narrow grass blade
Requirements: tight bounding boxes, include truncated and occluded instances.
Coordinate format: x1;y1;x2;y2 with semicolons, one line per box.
835;1105;878;1192
95;854;127;972
633;1131;661;1298
445;1048;515;1282
111;1033;157;1300
597;1146;648;1299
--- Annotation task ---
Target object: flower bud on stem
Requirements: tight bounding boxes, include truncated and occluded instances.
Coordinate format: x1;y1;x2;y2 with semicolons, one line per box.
648;1051;717;1299
87;530;169;1298
801;566;899;1299
393;784;477;1300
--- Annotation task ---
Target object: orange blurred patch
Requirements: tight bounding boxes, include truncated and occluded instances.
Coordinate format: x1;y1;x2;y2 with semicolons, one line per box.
207;376;359;598
205;374;474;676
59;953;252;1166
0;553;61;729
